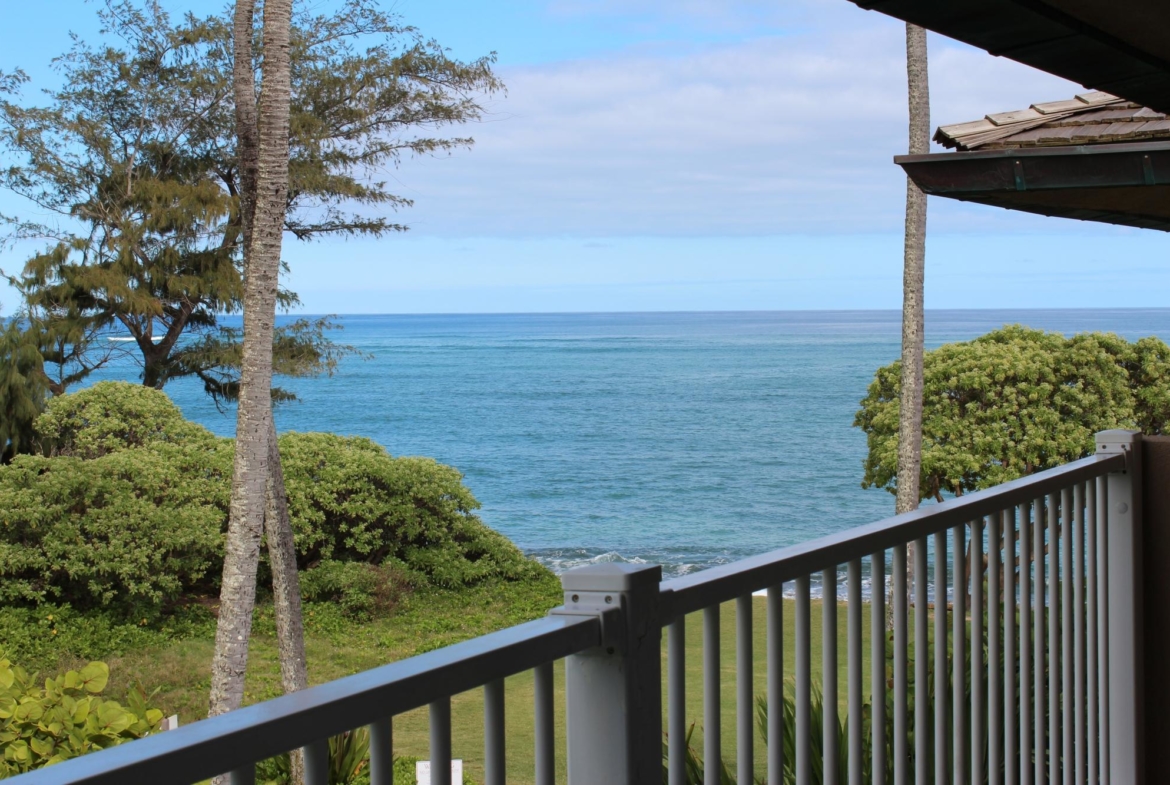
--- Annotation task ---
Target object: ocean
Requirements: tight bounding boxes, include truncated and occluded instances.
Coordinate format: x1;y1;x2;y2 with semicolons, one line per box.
105;309;1170;579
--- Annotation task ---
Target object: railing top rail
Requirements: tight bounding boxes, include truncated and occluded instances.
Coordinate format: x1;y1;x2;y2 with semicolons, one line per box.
661;452;1125;619
16;614;600;785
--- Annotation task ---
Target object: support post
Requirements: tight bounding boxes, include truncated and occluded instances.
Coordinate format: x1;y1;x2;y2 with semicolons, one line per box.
1097;429;1144;785
559;563;663;785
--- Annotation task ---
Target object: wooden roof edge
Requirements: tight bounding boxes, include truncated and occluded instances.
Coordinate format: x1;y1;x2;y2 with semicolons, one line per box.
898;137;1170;165
934;94;1127;151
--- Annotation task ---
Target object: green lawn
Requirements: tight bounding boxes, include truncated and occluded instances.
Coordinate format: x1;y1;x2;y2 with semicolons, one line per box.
76;581;894;785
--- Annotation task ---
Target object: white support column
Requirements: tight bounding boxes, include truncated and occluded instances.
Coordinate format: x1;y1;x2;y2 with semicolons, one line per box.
559;563;663;785
1097;429;1144;785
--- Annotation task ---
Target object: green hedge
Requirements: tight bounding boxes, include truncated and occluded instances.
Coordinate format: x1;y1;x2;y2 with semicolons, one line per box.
0;382;545;617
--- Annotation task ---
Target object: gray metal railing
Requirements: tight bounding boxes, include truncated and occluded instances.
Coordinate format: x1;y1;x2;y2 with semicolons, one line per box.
11;430;1144;785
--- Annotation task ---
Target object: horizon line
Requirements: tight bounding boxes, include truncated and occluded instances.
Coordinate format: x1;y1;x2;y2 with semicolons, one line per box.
266;306;1170;317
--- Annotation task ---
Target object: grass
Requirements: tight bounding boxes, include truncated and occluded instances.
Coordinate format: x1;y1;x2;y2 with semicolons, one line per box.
16;579;936;785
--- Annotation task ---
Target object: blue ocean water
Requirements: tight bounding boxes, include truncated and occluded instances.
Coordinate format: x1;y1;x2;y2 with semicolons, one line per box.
105;309;1170;578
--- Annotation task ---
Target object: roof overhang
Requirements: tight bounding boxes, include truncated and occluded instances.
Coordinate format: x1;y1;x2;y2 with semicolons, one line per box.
849;0;1170;114
896;140;1170;232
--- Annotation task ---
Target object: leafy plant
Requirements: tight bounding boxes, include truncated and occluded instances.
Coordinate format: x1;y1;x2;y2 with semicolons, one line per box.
298;561;408;619
0;383;547;617
856;326;1170;502
257;727;383;785
0;659;162;776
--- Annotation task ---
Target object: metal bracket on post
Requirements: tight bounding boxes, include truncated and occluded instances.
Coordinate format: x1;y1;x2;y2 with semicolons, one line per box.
554;563;663;785
1096;429;1145;785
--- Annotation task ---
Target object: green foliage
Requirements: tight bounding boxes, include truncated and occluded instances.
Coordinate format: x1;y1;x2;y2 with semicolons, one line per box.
281;432;546;588
0;320;47;462
257;727;381;785
299;561;408;619
34;381;216;458
662;721;737;784
256;737;460;785
0;444;232;613
855;326;1170;501
0;604;215;671
0;383;546;617
0;0;500;406
0;660;163;776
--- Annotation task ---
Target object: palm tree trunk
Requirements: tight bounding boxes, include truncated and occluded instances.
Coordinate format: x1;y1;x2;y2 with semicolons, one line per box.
209;0;295;735
890;23;930;627
265;412;309;784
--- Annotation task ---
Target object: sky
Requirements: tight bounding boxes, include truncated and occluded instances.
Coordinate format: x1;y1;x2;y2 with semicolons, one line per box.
0;0;1165;313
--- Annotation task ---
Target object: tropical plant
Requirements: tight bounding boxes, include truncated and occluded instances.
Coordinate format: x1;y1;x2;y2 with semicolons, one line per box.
0;660;163;776
856;326;1170;502
0;383;543;617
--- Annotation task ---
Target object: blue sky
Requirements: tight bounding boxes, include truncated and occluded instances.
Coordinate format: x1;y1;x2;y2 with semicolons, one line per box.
0;0;1165;313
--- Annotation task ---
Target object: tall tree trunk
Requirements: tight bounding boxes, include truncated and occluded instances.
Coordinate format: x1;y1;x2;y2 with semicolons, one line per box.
208;0;295;736
266;412;309;784
233;0;308;716
891;23;930;625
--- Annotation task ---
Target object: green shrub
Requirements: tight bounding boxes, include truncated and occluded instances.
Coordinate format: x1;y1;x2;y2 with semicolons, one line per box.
280;432;545;587
856;327;1170;502
0;382;547;617
34;381;217;458
298;561;408;619
0;442;231;615
0;659;163;776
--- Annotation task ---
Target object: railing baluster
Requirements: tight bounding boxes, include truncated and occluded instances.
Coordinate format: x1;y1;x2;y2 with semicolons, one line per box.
229;765;255;785
1062;486;1074;785
1034;497;1046;785
797;575;812;785
705;604;722;785
739;594;755;785
1095;476;1109;782
668;618;686;785
894;544;908;785
934;531;947;785
872;553;888;785
824;569;839;785
431;697;452;785
953;525;966;785
914;538;928;785
768;584;785;785
1087;481;1098;784
534;663;553;785
1074;483;1086;785
1053;491;1062;785
305;738;329;785
1020;502;1033;785
484;681;504;785
849;560;863;785
370;716;394;785
1048;491;1060;785
972;517;985;785
1006;508;1017;785
990;514;1002;785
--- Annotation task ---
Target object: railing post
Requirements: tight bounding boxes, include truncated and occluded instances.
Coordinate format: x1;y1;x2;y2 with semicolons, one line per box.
1097;429;1144;785
558;563;663;785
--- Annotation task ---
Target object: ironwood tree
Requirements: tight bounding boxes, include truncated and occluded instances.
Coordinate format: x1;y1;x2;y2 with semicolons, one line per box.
0;0;502;407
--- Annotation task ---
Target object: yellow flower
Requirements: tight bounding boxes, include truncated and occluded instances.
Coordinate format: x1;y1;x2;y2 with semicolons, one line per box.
46;615;54;621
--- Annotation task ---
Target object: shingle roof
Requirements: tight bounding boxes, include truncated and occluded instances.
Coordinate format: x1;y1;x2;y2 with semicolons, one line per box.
933;91;1170;151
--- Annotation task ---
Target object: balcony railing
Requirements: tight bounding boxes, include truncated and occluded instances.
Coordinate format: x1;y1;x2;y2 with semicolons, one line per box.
12;430;1144;785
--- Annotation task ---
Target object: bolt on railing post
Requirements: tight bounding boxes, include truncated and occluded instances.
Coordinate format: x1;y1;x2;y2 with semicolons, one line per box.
1097;429;1144;785
558;563;663;785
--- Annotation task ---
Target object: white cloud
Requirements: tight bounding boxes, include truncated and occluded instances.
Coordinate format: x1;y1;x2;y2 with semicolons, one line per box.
388;12;1088;238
